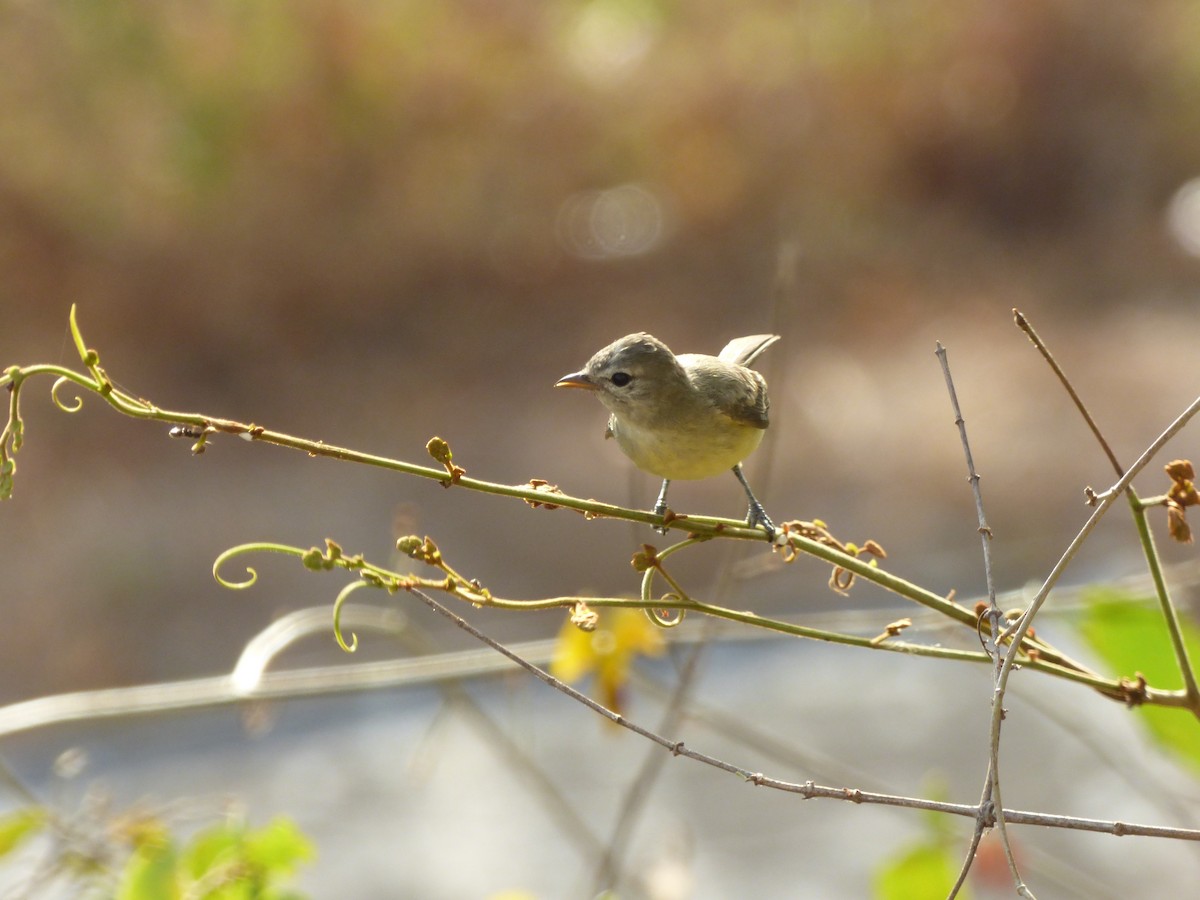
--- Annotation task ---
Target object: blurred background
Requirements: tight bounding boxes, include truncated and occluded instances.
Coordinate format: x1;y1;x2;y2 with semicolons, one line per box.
3;0;1200;896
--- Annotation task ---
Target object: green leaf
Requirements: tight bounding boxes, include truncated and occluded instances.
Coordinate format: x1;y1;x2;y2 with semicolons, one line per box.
873;839;967;900
242;818;315;875
1078;587;1200;772
117;840;179;900
181;821;242;881
179;818;313;896
0;807;46;858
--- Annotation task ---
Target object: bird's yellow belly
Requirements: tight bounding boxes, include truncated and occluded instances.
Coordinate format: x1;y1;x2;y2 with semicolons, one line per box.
610;417;765;480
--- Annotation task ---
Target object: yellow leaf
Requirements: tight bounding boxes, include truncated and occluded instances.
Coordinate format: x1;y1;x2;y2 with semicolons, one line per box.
549;608;665;714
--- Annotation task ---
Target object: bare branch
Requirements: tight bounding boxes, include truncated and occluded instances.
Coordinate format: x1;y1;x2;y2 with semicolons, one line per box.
407;584;1200;843
936;341;1027;896
1013;308;1123;477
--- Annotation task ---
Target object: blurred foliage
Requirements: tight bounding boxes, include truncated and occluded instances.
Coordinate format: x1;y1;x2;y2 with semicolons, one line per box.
0;808;45;859
3;0;1200;346
0;803;312;899
118;816;313;900
873;841;966;900
1078;586;1200;773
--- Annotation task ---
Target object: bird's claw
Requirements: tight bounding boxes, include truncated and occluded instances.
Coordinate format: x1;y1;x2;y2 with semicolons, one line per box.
653;501;670;535
746;502;776;540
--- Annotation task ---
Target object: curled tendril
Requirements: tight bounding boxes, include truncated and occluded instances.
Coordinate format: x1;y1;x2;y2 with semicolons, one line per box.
829;566;854;594
213;542;313;588
50;377;84;413
333;580;375;653
639;536;704;627
212;545;267;589
647;600;686;628
211;540;394;652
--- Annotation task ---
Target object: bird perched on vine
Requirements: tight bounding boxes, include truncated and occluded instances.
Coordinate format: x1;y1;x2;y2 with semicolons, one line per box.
556;332;779;537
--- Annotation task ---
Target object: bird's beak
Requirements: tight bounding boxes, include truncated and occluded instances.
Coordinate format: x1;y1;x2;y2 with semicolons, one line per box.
555;371;597;390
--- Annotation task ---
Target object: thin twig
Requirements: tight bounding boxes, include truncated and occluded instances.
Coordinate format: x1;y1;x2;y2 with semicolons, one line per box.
1012;310;1200;711
406;584;1200;842
633;667;1125;898
593;544;709;886
935;342;999;616
936;342;1027;897
984;395;1200;857
1013;309;1123;477
5;593;1200;847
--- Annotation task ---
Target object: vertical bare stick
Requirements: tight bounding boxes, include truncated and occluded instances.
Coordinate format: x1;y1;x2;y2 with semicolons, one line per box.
985;392;1200;898
935;343;998;618
936;342;1029;897
1013;309;1123;478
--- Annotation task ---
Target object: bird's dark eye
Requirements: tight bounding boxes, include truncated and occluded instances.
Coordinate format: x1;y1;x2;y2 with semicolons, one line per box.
610;372;632;387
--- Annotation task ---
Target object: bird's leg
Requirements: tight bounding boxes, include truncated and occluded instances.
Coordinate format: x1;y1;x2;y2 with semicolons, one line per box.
652;478;672;535
732;464;775;538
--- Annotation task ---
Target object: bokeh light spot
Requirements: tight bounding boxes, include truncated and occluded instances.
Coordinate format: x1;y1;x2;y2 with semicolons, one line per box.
564;0;659;84
556;183;669;260
1166;177;1200;257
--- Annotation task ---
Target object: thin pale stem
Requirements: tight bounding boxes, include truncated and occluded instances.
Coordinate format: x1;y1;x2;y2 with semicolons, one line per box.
1011;308;1200;716
1013;308;1123;477
408;583;1200;843
936;341;1026;895
993;391;1200;838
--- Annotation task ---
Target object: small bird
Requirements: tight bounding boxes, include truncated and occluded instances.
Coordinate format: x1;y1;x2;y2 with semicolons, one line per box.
556;332;780;537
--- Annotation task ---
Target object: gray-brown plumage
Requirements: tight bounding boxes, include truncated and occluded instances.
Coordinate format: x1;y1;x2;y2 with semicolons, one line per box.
556;332;779;536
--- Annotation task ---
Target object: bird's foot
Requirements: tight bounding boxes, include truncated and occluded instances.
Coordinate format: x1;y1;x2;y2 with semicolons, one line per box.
745;502;776;540
652;500;670;535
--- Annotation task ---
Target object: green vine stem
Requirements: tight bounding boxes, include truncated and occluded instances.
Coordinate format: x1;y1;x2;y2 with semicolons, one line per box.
0;307;774;533
1127;491;1200;704
211;538;1191;708
0;309;1005;620
5;307;1191;709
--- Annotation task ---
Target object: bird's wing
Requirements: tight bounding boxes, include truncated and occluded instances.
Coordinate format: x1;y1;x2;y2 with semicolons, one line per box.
718;334;780;367
687;359;771;429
